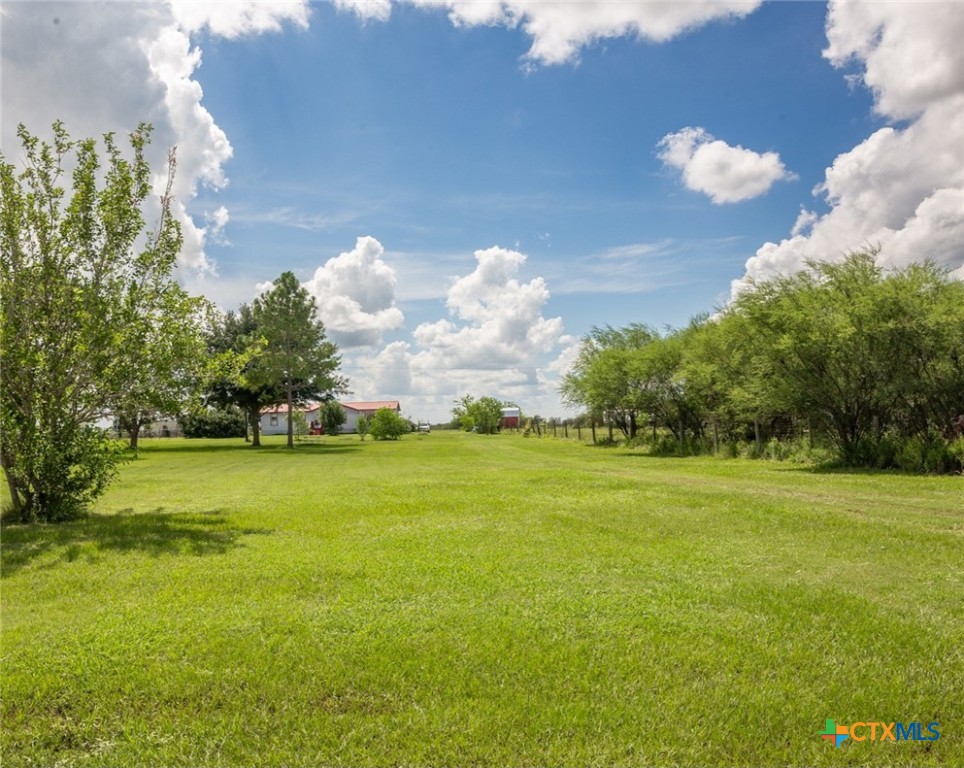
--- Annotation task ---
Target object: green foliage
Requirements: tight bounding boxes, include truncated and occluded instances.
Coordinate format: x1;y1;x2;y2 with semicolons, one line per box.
732;251;964;466
356;414;369;441
179;408;246;439
291;411;309;439
204;303;278;447
251;272;344;448
560;252;964;473
320;400;346;435
948;437;964;474
110;286;211;449
368;407;409;440
0;121;192;520
452;394;504;434
560;324;663;440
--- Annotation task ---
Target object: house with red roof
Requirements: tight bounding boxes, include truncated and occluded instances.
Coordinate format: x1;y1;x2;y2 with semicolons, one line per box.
339;401;401;433
260;400;401;435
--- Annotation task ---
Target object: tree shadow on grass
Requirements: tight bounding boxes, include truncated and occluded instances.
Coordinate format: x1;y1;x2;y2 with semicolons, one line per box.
613;451;938;477
0;508;272;579
779;463;928;476
137;440;362;455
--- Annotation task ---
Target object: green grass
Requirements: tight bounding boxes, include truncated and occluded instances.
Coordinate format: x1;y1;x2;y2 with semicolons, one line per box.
2;432;962;767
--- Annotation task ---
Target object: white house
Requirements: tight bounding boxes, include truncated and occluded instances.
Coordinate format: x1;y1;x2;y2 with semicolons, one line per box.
339;401;401;432
260;400;401;435
259;402;321;436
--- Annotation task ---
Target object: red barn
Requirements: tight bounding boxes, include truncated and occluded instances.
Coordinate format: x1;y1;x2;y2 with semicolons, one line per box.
501;406;521;429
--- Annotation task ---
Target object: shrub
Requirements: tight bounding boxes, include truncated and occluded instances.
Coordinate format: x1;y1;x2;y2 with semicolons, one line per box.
369;408;409;441
292;411;309;440
948;437;964;474
320;400;346;435
180;408;246;438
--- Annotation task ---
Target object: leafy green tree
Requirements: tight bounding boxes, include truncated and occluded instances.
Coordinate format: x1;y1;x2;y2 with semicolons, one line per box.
205;303;278;447
677;313;778;452
452;395;505;434
110;283;211;449
0;121;192;521
320;400;346;435
369;408;409;440
252;271;345;448
732;251;964;464
560;324;662;439
356;414;369;441
557;251;962;470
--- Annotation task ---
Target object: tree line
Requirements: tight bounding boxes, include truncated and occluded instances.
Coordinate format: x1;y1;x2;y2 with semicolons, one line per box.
562;252;964;472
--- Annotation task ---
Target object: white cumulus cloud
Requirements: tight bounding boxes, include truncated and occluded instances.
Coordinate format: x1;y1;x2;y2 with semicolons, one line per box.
823;0;964;121
168;1;311;38
349;245;569;420
733;1;964;294
334;0;393;23
205;206;231;245
658;127;796;204
1;1;308;274
303;236;405;348
343;0;762;65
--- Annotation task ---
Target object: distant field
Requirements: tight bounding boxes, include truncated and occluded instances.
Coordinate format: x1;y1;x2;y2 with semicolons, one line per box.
2;432;961;767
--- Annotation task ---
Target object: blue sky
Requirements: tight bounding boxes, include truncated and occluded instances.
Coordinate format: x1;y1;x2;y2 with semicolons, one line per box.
4;1;963;421
194;1;869;325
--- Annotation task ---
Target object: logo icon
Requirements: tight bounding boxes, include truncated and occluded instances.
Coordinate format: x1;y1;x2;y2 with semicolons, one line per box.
821;719;940;746
821;719;849;747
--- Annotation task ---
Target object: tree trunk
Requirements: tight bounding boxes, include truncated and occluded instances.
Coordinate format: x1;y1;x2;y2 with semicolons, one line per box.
591;420;596;443
713;418;719;455
754;418;761;453
244;409;250;443
119;413;142;450
121;417;141;451
286;383;294;448
1;449;23;516
250;411;261;447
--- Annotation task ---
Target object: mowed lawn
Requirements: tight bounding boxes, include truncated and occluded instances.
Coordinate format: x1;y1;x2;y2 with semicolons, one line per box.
2;432;962;767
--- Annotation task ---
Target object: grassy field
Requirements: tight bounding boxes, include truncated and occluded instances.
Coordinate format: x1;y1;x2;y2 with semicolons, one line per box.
2;432;961;767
